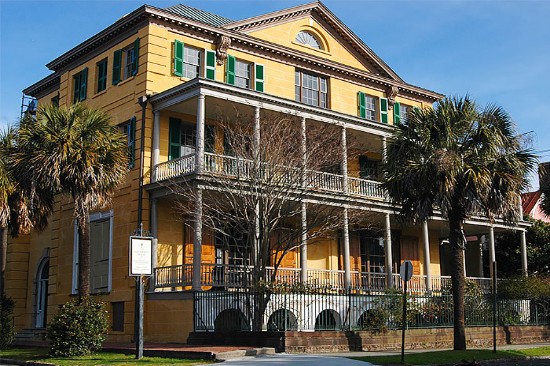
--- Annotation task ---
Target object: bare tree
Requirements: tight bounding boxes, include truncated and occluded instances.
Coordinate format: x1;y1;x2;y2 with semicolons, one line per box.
169;111;372;330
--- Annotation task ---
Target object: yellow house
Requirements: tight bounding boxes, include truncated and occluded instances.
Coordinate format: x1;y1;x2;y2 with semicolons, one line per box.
9;2;530;343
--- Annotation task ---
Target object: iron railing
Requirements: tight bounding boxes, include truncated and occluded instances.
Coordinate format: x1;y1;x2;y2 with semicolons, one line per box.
194;289;550;332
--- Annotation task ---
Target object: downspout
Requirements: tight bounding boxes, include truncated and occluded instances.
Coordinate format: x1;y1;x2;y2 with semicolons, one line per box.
137;95;148;233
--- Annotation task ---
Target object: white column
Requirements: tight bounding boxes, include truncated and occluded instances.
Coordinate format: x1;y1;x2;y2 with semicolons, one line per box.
149;198;158;291
192;188;203;290
488;226;496;280
195;94;205;174
300;202;308;283
382;136;387;163
385;213;393;288
343;207;351;289
520;229;528;277
341;126;348;192
422;220;432;292
253;107;261;267
152;110;160;176
300;117;308;283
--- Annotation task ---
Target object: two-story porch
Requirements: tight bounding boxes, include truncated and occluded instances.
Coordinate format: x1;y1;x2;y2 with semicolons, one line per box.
145;78;530;298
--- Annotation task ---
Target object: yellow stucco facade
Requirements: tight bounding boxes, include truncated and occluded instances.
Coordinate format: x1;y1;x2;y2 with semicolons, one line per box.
10;2;505;343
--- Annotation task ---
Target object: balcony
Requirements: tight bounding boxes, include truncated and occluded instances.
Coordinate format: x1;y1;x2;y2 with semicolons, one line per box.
154;263;494;294
152;152;385;200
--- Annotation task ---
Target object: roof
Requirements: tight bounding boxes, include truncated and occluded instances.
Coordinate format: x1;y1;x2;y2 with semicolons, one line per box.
163;4;233;27
522;191;541;215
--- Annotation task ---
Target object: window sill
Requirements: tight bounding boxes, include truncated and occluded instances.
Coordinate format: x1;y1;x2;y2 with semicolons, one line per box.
116;76;135;87
291;40;331;56
93;89;108;99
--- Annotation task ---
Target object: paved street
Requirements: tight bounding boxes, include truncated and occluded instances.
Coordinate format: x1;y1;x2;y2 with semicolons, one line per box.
214;354;375;365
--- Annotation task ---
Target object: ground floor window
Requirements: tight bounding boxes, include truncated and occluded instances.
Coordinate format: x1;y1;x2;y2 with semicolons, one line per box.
72;210;113;294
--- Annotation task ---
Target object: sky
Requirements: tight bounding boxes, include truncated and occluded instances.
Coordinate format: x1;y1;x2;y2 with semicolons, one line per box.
1;0;550;188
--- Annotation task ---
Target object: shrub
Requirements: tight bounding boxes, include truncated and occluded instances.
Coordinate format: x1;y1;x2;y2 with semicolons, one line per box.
0;293;15;349
47;297;109;357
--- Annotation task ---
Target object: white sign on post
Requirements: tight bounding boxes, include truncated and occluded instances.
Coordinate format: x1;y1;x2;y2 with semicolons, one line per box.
129;236;153;276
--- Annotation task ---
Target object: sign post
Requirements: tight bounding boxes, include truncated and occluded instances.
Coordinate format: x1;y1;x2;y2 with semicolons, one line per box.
400;260;413;364
129;236;153;360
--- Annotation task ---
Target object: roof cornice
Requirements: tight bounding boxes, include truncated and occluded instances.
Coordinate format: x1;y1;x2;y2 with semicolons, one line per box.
23;72;60;97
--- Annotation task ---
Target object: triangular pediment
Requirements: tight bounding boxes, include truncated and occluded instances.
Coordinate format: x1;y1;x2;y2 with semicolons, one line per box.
224;2;402;81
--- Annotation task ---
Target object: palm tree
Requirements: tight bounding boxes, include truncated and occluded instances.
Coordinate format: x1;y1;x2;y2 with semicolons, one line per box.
383;96;535;350
14;104;128;297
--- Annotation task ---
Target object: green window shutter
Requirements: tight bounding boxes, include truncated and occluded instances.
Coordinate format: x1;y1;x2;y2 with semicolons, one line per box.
112;49;122;85
73;73;81;104
226;54;235;85
380;97;388;124
359;156;368;179
132;37;140;76
174;40;184;77
358;91;366;119
80;67;88;101
205;125;215;153
169;118;181;160
254;63;264;92
393;102;401;125
205;50;216;80
97;59;107;92
129;116;136;168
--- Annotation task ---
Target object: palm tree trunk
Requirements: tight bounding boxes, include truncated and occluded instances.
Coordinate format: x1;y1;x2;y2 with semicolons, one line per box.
449;217;467;350
77;210;91;298
0;228;5;295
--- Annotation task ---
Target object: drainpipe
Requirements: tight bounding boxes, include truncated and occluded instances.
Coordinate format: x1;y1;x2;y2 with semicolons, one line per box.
137;95;149;234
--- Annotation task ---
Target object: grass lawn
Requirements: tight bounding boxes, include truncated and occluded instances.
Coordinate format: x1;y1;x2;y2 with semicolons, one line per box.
351;347;550;365
0;348;213;366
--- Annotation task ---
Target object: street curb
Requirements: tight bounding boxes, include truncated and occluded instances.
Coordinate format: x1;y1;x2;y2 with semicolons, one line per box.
0;358;54;366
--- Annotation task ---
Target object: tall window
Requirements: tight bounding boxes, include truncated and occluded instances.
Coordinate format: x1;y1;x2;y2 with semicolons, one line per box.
183;47;201;79
72;211;113;294
73;68;88;103
112;38;140;85
234;59;251;89
120;117;136;168
359;156;380;180
360;235;385;273
364;95;376;120
96;58;108;93
295;70;328;108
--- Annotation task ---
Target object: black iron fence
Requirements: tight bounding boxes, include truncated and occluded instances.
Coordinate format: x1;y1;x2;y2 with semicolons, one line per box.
193;289;550;332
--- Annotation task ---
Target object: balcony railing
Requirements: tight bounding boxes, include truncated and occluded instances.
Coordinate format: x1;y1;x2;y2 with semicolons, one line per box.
152;153;385;200
153;263;495;294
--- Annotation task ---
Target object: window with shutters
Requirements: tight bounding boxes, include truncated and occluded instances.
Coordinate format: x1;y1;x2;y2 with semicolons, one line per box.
394;103;410;125
112;38;140;85
73;68;88;103
359;156;380;180
119;117;136;168
226;55;264;92
168;118;215;160
96;58;108;93
358;92;387;123
295;70;328;108
360;234;385;273
72;211;113;294
183;47;201;79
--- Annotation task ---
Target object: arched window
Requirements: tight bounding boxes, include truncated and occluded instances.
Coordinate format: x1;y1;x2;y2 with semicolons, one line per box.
295;31;322;49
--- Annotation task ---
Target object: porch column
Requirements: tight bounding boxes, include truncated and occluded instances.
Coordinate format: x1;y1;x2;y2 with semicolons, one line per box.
520;229;528;277
341;126;348;192
382;136;387;163
192;188;203;291
253;107;261;267
342;208;351;289
422;220;432;292
385;213;394;288
300;116;308;283
149;198;158;291
195;94;205;174
488;226;496;280
152;110;160;181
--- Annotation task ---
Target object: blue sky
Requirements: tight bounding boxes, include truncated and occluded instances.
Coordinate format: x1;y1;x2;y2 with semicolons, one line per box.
1;0;549;188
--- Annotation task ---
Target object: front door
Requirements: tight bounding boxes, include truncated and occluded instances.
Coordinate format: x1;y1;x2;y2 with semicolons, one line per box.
35;259;49;328
400;237;421;275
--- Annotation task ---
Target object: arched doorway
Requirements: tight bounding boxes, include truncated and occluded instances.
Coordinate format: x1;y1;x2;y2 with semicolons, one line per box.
35;258;49;328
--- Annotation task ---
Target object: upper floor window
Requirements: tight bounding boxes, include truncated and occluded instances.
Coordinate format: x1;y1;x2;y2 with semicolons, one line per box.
394;103;410;125
119;117;136;168
112;38;140;85
173;40;202;79
295;31;322;50
226;55;264;92
295;70;328;108
73;68;88;103
96;58;108;93
358;92;388;123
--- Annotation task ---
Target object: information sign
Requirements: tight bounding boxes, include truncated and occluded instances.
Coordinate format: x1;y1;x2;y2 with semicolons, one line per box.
129;236;153;276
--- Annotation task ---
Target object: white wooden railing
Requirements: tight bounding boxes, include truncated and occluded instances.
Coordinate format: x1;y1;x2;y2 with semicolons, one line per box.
152;153;384;200
154;263;495;294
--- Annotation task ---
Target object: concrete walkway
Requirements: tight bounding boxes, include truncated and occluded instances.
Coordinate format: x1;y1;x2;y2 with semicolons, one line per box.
219;354;375;365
